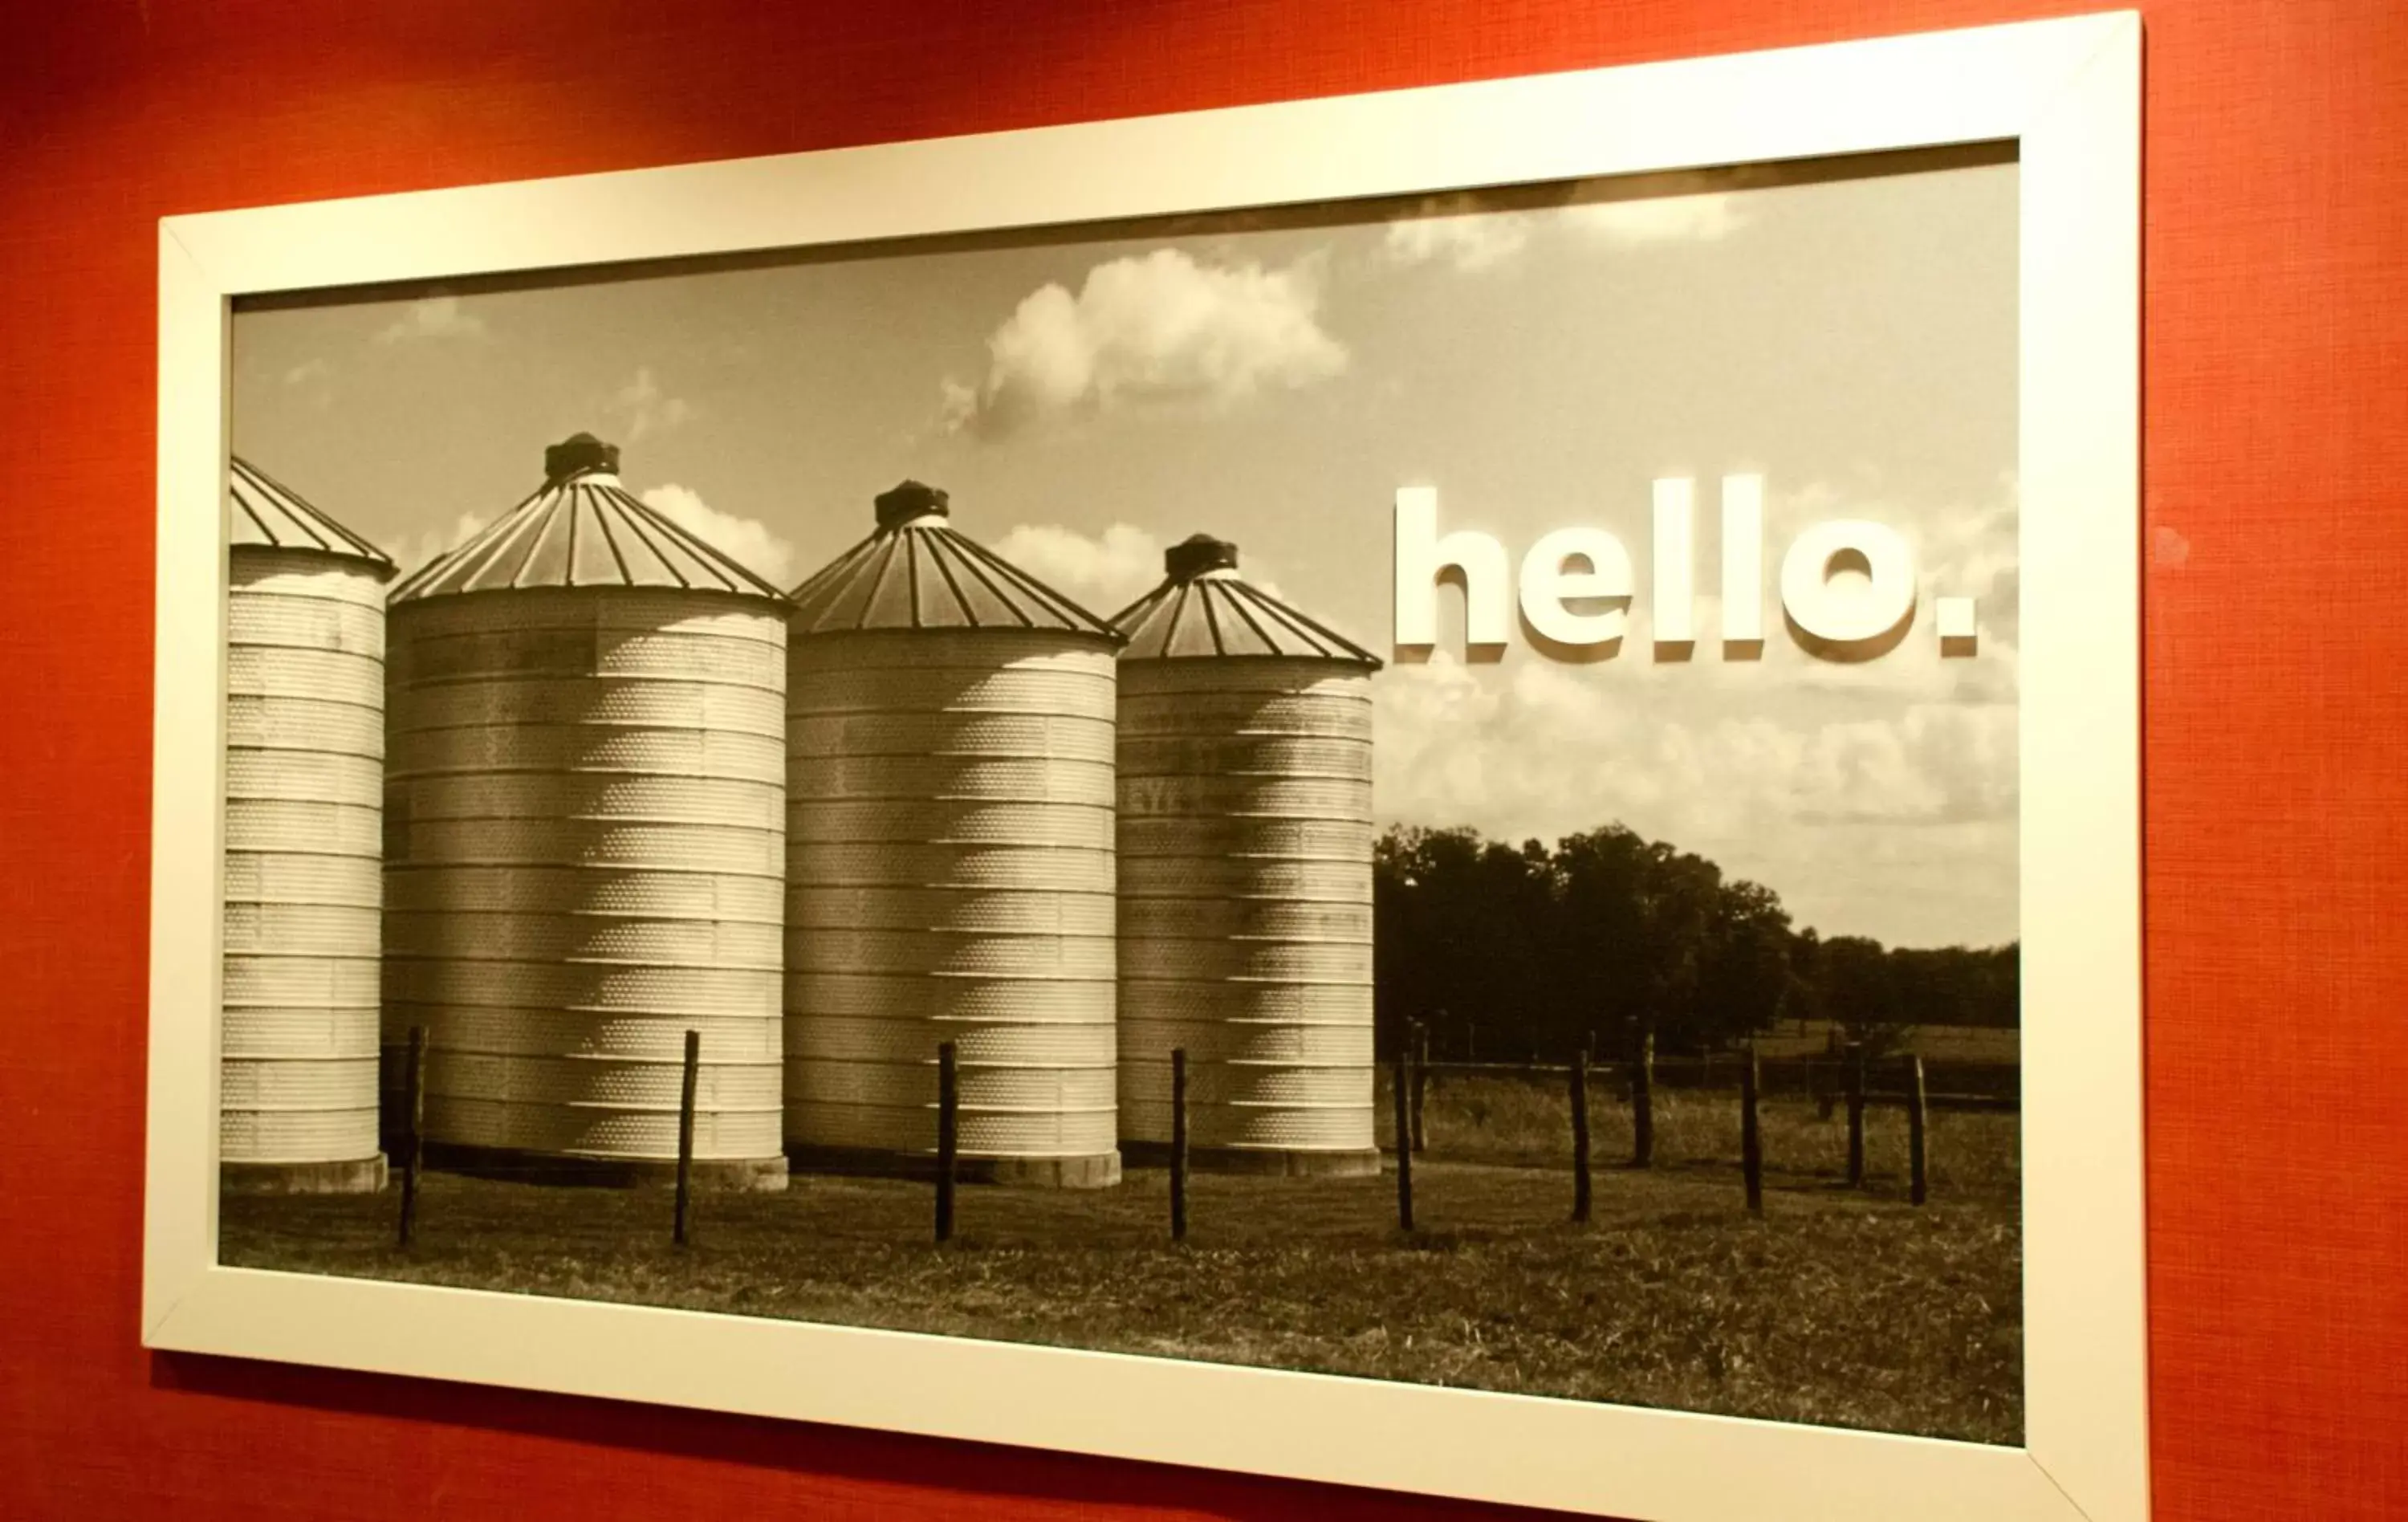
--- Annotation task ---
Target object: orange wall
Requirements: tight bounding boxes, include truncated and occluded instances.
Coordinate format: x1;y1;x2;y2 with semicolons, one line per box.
2;2;2402;1518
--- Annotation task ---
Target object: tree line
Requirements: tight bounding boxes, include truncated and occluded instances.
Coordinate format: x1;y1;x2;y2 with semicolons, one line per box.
1371;823;2019;1062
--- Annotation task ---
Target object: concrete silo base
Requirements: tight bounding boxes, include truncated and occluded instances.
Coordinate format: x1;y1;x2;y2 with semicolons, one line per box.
787;1145;1123;1189
1120;1142;1384;1178
222;1156;390;1194
421;1143;789;1192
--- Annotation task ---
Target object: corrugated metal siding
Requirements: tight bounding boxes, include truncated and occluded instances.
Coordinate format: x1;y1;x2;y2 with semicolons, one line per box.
784;630;1121;1164
1116;659;1377;1155
222;551;388;1169
384;587;788;1165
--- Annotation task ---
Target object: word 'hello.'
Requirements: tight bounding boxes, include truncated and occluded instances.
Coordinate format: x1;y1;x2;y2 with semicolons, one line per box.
1393;482;1979;662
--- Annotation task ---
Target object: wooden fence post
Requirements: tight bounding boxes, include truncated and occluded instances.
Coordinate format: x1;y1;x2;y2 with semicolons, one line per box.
935;1041;958;1243
673;1029;699;1248
1570;1050;1592;1224
1845;1041;1867;1189
1816;1030;1840;1121
397;1024;425;1251
1410;1020;1430;1155
1906;1054;1930;1207
1393;1044;1414;1231
1169;1048;1190;1242
1631;1028;1655;1169
1740;1043;1764;1217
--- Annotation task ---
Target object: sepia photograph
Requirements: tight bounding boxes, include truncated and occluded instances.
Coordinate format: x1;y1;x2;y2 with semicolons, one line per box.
214;144;2025;1447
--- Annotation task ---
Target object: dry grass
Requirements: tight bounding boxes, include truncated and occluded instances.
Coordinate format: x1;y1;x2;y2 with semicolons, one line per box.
222;1084;2021;1445
1387;1072;2020;1197
1751;1020;2021;1064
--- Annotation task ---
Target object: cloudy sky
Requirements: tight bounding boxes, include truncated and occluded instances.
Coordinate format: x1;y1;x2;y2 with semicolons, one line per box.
231;153;2019;949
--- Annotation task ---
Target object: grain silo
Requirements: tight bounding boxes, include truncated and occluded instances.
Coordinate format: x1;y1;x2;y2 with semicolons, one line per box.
1111;534;1382;1176
784;481;1124;1186
222;457;397;1193
383;433;791;1189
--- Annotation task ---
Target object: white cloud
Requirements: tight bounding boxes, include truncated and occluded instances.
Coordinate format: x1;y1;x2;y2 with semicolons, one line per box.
640;484;796;585
989;523;1167;617
374;295;486;344
1384;197;1533;272
986;521;1294;618
1784;705;2019;826
390;511;491;576
943;249;1348;438
1903;482;2020;650
1383;189;1750;279
612;367;696;442
1370;651;2019;928
281;356;335;412
1560;193;1747;246
1975;565;2020;648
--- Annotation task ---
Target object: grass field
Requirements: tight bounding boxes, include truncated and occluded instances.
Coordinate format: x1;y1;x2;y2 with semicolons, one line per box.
222;1078;2022;1445
1750;1020;2021;1064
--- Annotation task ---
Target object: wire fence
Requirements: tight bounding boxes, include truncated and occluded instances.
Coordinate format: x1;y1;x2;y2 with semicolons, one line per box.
372;1019;1966;1251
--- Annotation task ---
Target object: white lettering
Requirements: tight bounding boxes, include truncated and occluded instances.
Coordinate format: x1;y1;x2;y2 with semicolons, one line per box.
1519;527;1634;646
1393;486;1511;649
1779;519;1916;656
1392;480;1961;665
1651;478;1696;649
1719;474;1764;647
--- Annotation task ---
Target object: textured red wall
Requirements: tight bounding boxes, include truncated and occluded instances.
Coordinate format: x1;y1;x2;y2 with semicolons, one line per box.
2;2;2402;1518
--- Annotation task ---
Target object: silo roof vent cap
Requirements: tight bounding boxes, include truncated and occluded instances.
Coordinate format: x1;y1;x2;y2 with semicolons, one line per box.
874;479;950;529
786;482;1117;639
1165;534;1240;580
388;434;788;606
543;432;620;482
1109;527;1381;667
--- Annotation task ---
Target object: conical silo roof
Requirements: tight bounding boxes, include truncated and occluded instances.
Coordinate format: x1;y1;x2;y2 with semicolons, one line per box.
785;481;1120;641
388;433;787;605
229;456;395;574
1111;534;1381;667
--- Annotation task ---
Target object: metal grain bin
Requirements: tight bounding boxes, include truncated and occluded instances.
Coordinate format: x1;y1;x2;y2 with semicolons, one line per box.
784;482;1124;1186
223;458;397;1193
1110;534;1382;1176
383;434;791;1190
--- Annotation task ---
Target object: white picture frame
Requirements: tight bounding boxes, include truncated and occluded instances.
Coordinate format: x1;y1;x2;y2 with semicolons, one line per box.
145;13;2143;1519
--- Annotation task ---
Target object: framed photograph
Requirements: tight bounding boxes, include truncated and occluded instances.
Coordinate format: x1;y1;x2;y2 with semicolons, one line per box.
145;11;2142;1520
